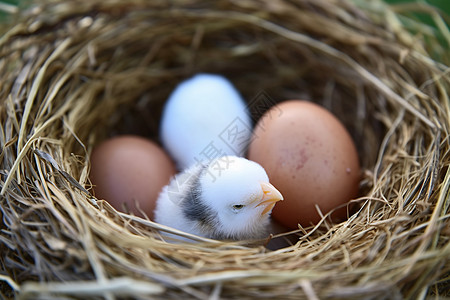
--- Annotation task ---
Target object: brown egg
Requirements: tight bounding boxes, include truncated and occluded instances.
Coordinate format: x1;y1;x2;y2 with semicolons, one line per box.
89;135;176;219
248;100;360;229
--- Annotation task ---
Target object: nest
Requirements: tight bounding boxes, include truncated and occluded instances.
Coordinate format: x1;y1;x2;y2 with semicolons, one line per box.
1;0;449;299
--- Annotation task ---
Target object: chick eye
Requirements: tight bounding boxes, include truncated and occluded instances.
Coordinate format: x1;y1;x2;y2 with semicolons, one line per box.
232;204;245;210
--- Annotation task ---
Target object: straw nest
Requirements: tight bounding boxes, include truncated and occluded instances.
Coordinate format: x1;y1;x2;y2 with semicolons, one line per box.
1;0;449;299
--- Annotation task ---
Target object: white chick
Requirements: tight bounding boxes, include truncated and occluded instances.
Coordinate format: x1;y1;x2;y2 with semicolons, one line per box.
160;74;252;170
154;156;283;240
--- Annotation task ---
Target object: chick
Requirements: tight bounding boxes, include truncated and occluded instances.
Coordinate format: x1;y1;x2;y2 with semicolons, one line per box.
154;156;283;240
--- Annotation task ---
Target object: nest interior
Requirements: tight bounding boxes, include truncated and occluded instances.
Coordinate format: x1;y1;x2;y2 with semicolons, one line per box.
0;0;449;299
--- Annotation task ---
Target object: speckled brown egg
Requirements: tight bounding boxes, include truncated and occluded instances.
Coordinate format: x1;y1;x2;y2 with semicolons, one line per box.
89;135;176;219
248;100;360;229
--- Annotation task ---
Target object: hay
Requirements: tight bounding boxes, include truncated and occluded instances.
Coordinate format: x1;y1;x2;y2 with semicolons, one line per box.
0;0;449;298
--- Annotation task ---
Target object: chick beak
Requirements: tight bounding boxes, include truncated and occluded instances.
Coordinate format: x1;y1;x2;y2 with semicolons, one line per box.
256;182;284;215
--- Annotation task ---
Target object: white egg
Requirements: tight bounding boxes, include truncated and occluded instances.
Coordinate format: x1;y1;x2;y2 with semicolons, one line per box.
160;74;252;170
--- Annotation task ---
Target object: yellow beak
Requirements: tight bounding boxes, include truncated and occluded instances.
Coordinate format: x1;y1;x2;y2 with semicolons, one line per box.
256;182;284;215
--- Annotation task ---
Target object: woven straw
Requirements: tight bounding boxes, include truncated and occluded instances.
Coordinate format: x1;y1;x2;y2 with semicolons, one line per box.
0;0;449;299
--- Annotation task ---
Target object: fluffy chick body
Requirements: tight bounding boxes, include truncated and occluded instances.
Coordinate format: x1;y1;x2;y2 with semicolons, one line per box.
154;156;282;240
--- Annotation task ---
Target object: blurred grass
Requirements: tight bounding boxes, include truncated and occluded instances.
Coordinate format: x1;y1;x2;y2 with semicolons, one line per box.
385;0;449;30
0;0;448;58
0;0;449;20
383;0;450;58
0;0;19;21
0;0;448;30
386;0;449;14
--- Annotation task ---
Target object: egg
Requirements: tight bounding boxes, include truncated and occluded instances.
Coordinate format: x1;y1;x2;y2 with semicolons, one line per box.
248;100;360;229
160;73;252;170
89;135;176;219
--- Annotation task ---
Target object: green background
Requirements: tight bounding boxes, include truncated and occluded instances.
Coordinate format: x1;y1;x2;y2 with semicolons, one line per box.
384;0;450;31
387;0;449;13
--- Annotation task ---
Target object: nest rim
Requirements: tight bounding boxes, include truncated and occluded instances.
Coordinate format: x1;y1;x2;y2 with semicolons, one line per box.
0;0;449;299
